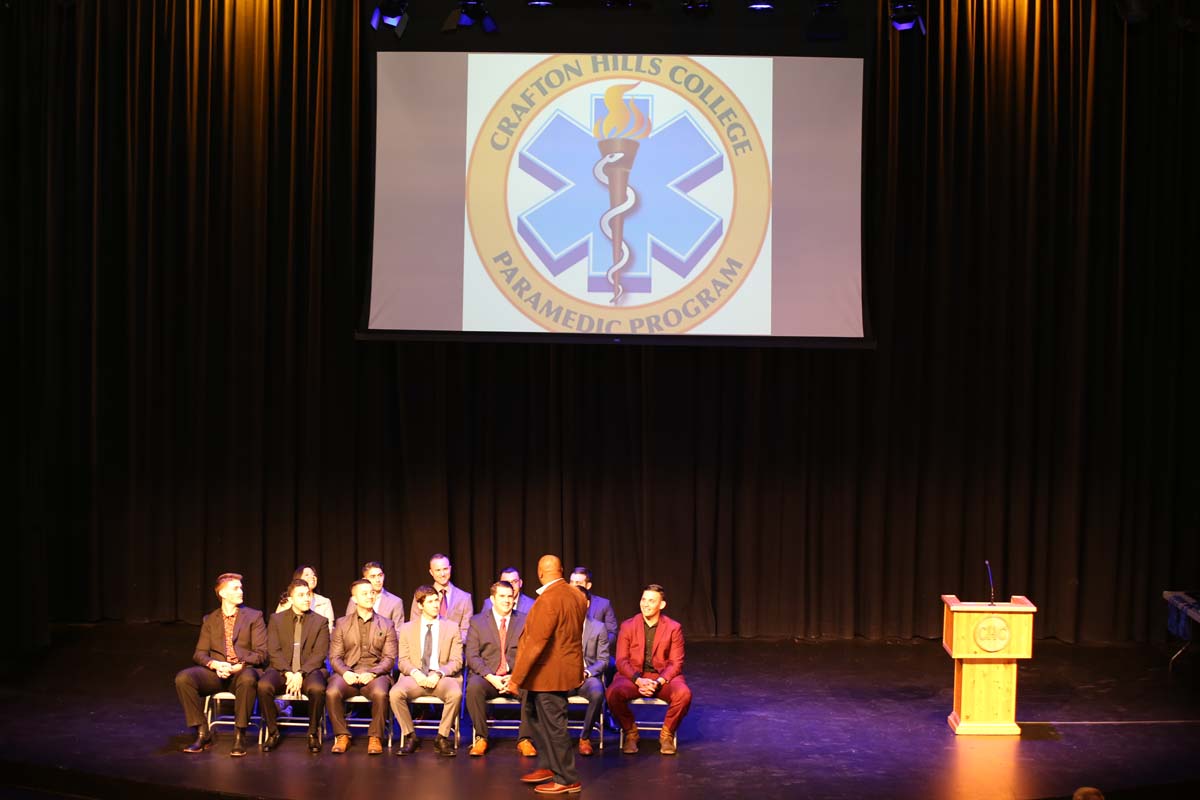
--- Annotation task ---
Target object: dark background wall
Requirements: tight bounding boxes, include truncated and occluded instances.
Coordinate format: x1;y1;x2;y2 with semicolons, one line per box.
6;1;1198;651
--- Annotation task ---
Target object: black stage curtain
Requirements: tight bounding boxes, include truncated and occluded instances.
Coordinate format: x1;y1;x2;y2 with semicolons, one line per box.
8;1;1197;651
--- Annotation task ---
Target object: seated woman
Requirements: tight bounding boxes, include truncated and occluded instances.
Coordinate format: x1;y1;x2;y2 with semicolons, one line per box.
275;564;335;631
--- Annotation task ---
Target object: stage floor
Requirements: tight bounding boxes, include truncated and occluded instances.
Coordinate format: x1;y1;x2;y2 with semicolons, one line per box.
1;623;1198;799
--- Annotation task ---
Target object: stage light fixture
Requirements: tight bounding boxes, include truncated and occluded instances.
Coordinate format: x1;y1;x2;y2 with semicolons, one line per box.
682;0;713;13
746;1;776;10
527;0;554;6
371;1;410;38
807;0;847;40
443;1;499;34
889;1;925;34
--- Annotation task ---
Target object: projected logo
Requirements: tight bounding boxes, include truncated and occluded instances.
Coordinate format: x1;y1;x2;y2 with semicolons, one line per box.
466;55;771;335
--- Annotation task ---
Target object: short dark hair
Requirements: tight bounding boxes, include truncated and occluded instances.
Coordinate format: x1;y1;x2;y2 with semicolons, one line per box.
413;584;439;606
570;566;592;581
287;579;310;597
490;580;516;598
429;553;450;565
349;578;372;594
643;583;666;601
499;566;521;578
291;564;315;582
214;572;243;597
361;561;384;575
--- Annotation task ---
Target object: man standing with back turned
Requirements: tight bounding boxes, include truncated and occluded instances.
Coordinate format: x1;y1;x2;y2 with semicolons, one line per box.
508;555;588;795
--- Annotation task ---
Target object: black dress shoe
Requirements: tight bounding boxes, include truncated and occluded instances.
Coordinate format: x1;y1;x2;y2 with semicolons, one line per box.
183;725;212;754
261;730;282;752
230;728;248;757
395;735;419;755
434;734;456;757
308;733;321;753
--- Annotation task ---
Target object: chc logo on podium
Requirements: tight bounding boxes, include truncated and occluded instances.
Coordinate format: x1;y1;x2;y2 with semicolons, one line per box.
466;54;772;335
973;616;1012;653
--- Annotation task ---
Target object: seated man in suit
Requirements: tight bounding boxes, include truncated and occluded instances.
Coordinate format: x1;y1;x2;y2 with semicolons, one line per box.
574;587;610;756
258;579;331;753
605;583;691;756
344;560;405;633
327;579;398;755
480;567;536;615
391;584;465;756
569;566;619;661
465;580;537;757
174;572;268;757
410;553;473;642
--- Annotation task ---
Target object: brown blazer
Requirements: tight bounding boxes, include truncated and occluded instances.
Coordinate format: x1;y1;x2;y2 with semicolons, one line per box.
192;606;268;668
330;611;398;677
397;617;464;677
510;579;588;692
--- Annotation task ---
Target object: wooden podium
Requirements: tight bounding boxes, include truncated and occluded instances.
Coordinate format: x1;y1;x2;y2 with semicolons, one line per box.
941;594;1037;735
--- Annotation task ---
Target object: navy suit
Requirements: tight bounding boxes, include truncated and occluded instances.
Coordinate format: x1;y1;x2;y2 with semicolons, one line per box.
575;615;609;739
587;594;619;656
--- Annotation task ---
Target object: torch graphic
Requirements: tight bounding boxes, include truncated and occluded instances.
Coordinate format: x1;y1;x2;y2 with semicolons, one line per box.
593;83;652;304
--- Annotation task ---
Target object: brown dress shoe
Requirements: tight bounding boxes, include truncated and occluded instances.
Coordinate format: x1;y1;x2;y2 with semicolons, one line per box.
577;737;593;756
367;736;383;755
469;738;488;757
331;734;350;754
520;769;554;784
621;727;639;754
534;783;583;795
517;738;538;757
659;728;677;755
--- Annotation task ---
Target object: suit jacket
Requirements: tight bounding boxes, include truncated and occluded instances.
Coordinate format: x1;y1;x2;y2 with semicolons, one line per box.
588;594;619;653
397;617;464;678
480;593;535;616
330;611;398;676
277;591;336;632
465;609;526;678
344;587;405;633
510;579;588;692
615;614;685;684
192;606;268;668
410;582;473;642
581;615;610;679
265;609;330;674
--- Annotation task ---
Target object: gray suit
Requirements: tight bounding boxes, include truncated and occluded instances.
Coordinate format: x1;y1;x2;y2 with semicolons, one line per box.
326;611;398;739
345;587;405;633
390;617;464;737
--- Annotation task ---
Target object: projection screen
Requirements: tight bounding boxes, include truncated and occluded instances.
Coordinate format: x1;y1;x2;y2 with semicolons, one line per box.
367;52;864;341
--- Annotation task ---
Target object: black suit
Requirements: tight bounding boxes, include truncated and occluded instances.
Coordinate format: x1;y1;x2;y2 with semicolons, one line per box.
465;609;530;741
257;609;330;734
174;606;268;729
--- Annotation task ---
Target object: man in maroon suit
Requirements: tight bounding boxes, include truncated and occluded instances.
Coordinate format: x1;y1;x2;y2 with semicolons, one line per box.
508;555;588;795
606;583;692;756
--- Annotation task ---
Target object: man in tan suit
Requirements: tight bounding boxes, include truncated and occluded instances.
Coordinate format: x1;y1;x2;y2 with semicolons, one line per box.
391;584;464;756
508;555;588;795
326;579;398;755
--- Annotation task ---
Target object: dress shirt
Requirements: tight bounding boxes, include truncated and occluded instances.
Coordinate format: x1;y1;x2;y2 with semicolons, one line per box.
642;620;658;675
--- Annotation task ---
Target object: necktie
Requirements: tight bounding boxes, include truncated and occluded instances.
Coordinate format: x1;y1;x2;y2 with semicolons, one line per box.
497;617;509;676
291;614;303;672
421;623;432;672
439;590;448;617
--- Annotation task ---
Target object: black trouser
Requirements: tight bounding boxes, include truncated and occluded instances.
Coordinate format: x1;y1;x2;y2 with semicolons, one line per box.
174;665;260;729
257;668;327;733
524;690;577;785
465;675;531;740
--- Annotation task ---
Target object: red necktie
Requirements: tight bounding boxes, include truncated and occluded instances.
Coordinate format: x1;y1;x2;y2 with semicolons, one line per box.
497;617;509;676
439;590;448;617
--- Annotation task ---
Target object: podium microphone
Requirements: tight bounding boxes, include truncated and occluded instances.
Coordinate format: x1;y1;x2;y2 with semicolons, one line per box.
985;560;996;606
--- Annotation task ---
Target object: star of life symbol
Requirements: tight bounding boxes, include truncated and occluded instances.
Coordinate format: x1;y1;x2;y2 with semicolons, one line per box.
516;87;725;305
